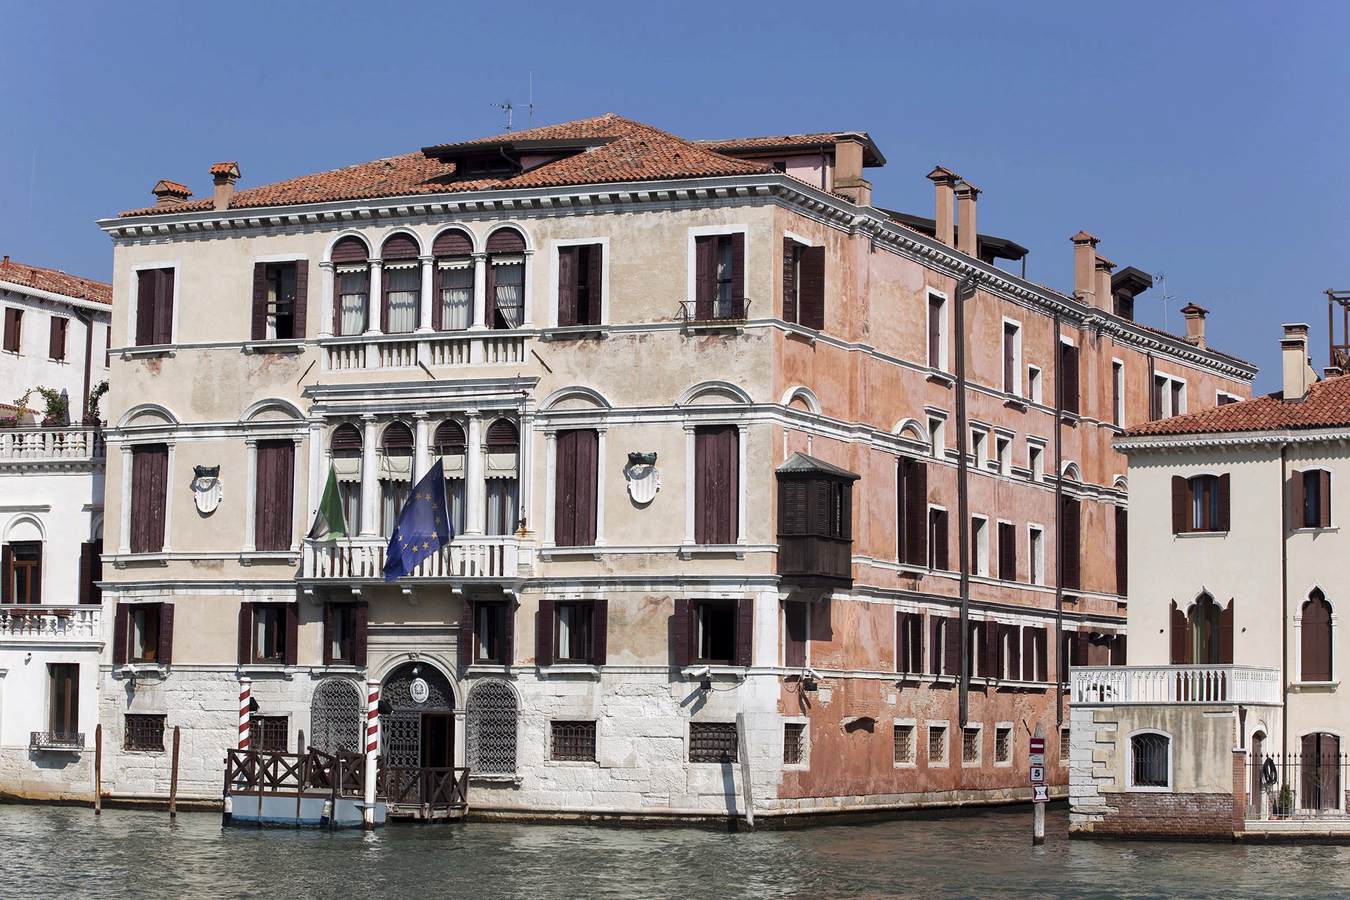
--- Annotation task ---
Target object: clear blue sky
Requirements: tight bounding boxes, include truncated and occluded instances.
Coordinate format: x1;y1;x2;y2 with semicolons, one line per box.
3;0;1346;390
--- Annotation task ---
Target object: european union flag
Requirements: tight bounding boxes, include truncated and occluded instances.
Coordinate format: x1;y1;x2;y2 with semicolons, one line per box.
383;459;454;581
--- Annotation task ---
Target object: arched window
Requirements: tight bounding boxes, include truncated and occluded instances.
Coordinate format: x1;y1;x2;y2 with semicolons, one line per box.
331;237;370;336
485;419;519;536
380;234;421;335
434;420;467;536
1172;474;1230;533
310;678;363;755
433;229;474;331
486;228;526;330
1169;594;1233;665
330;424;363;532
1302;590;1333;682
379;422;414;537
1129;731;1170;789
466;678;517;775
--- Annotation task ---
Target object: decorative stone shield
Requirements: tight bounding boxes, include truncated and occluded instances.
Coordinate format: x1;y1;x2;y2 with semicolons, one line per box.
624;451;660;505
191;464;222;515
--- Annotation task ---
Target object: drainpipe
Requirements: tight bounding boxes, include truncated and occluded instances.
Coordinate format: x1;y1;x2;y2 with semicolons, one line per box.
1280;442;1290;760
955;275;975;728
1054;313;1066;728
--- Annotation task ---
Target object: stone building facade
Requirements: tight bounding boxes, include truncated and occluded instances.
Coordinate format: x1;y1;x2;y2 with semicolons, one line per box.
90;114;1254;819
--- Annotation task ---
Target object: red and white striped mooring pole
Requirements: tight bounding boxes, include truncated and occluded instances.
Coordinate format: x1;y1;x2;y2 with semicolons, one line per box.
364;679;380;829
238;677;253;750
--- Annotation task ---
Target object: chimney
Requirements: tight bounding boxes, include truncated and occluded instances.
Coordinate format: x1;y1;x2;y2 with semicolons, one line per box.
832;138;871;207
1094;254;1116;312
926;166;959;247
1325;366;1343;379
151;179;192;207
954;180;980;257
1281;323;1316;400
1180;303;1209;349
1071;231;1099;305
210;161;241;211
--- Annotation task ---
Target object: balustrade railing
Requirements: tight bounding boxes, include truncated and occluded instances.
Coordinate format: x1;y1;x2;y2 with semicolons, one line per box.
1070;665;1281;705
0;427;104;462
321;331;526;372
0;605;100;641
302;535;525;580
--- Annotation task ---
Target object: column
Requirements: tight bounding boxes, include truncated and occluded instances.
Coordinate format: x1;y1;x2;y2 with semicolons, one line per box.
683;426;696;546
417;256;435;333
118;446;133;554
412;413;430;482
242;438;258;552
318;262;334;339
520;249;534;328
518;406;534;535
470;253;487;365
542;430;557;547
736;425;747;545
365;261;383;336
464;412;485;535
360;416;379;537
162;443;175;553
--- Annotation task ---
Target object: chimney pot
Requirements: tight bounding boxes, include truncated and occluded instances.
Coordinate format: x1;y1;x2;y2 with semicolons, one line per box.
210;161;241;211
1094;255;1116;313
832;139;871;207
1071;231;1100;305
1281;322;1316;400
1180;302;1209;349
926;166;959;247
954;180;980;257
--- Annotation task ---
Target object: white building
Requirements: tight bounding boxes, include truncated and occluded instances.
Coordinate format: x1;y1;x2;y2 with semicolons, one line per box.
0;257;111;800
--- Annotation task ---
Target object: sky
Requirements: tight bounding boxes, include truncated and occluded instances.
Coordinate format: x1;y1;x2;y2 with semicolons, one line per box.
1;0;1346;392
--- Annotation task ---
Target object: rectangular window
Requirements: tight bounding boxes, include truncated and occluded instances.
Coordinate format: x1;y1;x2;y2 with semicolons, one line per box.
783;722;806;765
128;603;161;663
694;600;737;664
1028;444;1044;481
896;611;924;675
781;238;825;329
250;715;288;753
1152;374;1187;418
485;478;519;537
254;261;302;341
893;723;915;765
928;295;947;370
995;436;1011;476
47;663;79;738
555;601;595;663
49;316;68;361
962;727;981;764
997;521;1016;581
996;726;1012;764
1173;474;1228;533
784;600;809;668
554;429;599;547
1299;469;1332;529
380;478;409;539
928;416;946;458
254;440;295;552
550;720;597;762
927;724;948;766
694;425;739;545
1029;526;1045;586
1000;625;1021;680
694;233;745;320
325;603;359;665
928;508;949;570
1027;366;1042;404
1002;321;1021;394
1022;626;1049;682
1060;496;1082;590
125;714;166;751
1112;360;1125;427
897;457;929;566
7;541;41;604
971;428;988;468
1;307;21;353
1217;391;1241;406
1171;380;1185;417
252;605;288;663
383;264;419;334
971;516;989;577
129;444;169;553
1058;341;1080;415
967;621;989;679
1060;727;1071;763
1115;507;1128;595
689;722;738;763
557;244;603;327
135;267;175;346
490;258;525;329
474;601;510;664
931;617;959;676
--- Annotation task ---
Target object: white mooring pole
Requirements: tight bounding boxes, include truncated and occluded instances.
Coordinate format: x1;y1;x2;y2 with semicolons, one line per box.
1031;722;1047;846
364;679;381;830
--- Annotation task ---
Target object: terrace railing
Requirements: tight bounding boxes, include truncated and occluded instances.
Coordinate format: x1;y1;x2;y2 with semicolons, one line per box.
1070;665;1281;706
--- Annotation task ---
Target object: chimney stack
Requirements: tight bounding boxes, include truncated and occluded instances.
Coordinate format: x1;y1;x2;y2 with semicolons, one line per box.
151;179;192;208
1281;323;1317;400
832;139;871;207
1071;231;1100;305
954;180;980;257
1094;254;1116;312
1325;366;1343;379
210;161;241;211
926;166;959;247
1180;303;1209;349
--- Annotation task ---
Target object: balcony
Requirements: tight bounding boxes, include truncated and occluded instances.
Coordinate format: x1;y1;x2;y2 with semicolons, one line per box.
0;426;104;465
0;605;100;643
679;298;750;331
1070;665;1281;706
321;330;527;373
30;731;84;752
301;535;529;582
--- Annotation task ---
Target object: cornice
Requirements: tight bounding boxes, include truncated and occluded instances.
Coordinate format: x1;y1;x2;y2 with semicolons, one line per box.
1116;426;1350;453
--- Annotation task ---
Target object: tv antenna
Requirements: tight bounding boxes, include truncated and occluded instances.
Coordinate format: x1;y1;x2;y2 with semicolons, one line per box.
1154;271;1174;332
492;75;535;133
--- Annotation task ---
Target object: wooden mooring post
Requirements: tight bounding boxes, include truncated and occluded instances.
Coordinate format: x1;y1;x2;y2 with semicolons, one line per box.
93;723;102;816
169;726;181;819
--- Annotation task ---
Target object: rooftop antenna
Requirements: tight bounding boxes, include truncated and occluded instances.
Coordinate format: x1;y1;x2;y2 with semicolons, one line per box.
493;101;515;133
1154;271;1174;332
527;72;535;128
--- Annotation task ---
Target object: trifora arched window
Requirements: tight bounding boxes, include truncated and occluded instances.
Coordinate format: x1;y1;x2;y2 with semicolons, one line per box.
484;419;519;536
331;237;370;336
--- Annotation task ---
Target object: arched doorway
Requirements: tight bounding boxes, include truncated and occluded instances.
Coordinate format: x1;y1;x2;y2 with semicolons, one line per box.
381;662;456;768
310;678;363;755
1301;732;1340;812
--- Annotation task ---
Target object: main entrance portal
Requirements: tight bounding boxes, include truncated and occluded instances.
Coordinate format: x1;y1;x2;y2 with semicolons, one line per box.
380;663;456;769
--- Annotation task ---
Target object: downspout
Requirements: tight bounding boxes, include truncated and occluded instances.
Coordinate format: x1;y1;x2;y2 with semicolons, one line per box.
1280;441;1290;759
1054;313;1066;728
955;276;974;728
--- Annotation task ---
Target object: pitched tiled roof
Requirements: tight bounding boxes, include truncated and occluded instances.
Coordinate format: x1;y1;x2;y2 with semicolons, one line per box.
1126;374;1350;437
698;131;885;166
0;257;112;305
119;114;770;218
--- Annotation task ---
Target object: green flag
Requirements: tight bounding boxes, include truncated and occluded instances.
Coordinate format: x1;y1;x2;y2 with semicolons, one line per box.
307;464;348;541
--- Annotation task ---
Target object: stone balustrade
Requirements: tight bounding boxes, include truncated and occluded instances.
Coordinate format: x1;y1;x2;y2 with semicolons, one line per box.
302;535;528;581
0;427;104;463
1070;664;1282;706
0;605;101;642
321;331;526;372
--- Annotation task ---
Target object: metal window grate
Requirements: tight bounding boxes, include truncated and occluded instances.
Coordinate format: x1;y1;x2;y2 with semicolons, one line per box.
894;724;914;764
996;727;1012;764
928;725;947;763
1060;727;1071;762
963;727;981;764
125;714;165;752
551;721;596;762
466;679;518;775
250;715;289;753
1131;733;1170;787
690;722;738;763
783;723;806;765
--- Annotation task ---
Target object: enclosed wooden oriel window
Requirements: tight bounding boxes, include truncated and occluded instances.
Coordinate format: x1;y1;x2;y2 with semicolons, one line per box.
776;452;857;586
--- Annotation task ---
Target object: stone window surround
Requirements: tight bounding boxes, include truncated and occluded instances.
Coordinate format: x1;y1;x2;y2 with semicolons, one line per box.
1293;586;1340;687
1126;728;1173;793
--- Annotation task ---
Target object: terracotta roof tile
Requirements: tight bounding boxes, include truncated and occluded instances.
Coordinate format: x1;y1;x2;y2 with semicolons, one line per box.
0;257;112;305
1126;374;1350;437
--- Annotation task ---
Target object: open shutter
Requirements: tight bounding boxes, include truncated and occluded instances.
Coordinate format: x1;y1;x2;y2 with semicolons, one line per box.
331;267;343;334
895;612;908;672
782;238;797;323
730;234;745;310
112;602;128;665
536;598;555;667
1172;476;1188;533
293;261;309;338
998;522;1016;581
284;604;299;666
799;245;825;330
1218;473;1231;531
672;598;690;668
154;269;175;344
943;617;961;676
251;263;268;340
238;602;253;665
322;604;334;666
483;260;497;328
354;603;368;668
557;246;577;327
934;512;949;569
158;603;175;666
1060;498;1081;591
930;616;943;674
735;597;754;667
1291;469;1305;527
1115;507;1128;595
593;599;608;666
459;601;474;669
502;602;514;666
379;270;390;333
1060;343;1080;415
135;271;156;345
1169;600;1188;664
694;236;715;319
1320;470;1333;528
78;542;93;605
1022;627;1036;681
586;244;603;326
981;622;999;679
1005;625;1021;680
1219;599;1234;664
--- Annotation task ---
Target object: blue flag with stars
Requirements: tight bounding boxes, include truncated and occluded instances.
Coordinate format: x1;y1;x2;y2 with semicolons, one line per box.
383;459;453;581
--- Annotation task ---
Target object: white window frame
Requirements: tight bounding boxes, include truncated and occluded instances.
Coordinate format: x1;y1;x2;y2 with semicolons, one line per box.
927;503;949;571
1027;365;1043;405
893;718;918;768
1112;358;1125;428
926;719;950;768
782;716;810;771
1155;371;1189;417
1126;728;1173;793
995;432;1013;477
972;515;989;577
126;261;182;351
1216;390;1243;405
994;721;1014;767
686;225;749;312
1027;439;1046;482
1028;523;1046;586
682;420;747;550
998;627;1019;681
925;409;948;460
549;236;611;329
995;517;1014;581
1293;586;1339;685
543;425;608;550
1001;317;1023;396
927;289;950;373
971;425;990;469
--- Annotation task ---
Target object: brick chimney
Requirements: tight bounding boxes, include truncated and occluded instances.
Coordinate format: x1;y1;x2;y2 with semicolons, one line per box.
1071;231;1100;305
926;166;959;247
151;179;192;207
833;139;871;207
211;161;241;211
1094;254;1116;312
954;180;980;257
1281;323;1316;400
1325;366;1343;379
1180;303;1209;349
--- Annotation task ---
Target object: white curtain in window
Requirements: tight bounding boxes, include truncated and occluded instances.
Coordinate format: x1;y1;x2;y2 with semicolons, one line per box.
337;481;361;533
493;259;524;329
380;480;408;537
338;269;368;335
439;260;473;330
384;265;419;334
485;478;518;536
448;478;466;536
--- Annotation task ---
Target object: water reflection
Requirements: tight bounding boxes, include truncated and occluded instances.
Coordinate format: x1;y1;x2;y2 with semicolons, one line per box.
1;803;1345;899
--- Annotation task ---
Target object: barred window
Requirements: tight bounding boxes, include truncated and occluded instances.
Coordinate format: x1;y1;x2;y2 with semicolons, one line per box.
996;726;1012;764
690;722;738;763
893;724;914;764
1060;727;1071;763
551;721;597;762
467;679;518;774
1130;732;1170;788
250;715;288;752
125;714;165;751
963;727;981;764
783;722;806;765
928;724;948;764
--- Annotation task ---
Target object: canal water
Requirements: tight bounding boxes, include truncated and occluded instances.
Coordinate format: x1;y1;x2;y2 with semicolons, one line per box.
2;803;1348;899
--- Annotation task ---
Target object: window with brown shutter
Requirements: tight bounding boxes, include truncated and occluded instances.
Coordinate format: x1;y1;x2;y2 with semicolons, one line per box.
1297;469;1332;529
557;244;602;327
997;521;1016;581
896;611;923;675
782;238;799;324
251;261;306;341
472;600;512;664
694;425;738;545
1302;590;1333;682
692;600;737;664
1002;322;1017;394
999;623;1021;680
798;245;825;330
79;540;102;605
928;508;949;570
897;457;928;566
1059;496;1081;590
927;296;944;369
7;541;41;604
254;440;295;552
134;268;175;346
543;599;601;664
130;444;169;553
693;233;745;320
2;307;20;353
48;316;68;361
1058;341;1080;415
1022;626;1047;681
1174;474;1227;533
1115;507;1128;595
47;663;79;738
554;429;598;547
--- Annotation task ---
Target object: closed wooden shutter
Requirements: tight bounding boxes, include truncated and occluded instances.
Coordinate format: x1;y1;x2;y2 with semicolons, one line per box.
251;263;268;340
981;621;999;679
1003;323;1015;393
1003;624;1021;679
932;510;949;570
943;616;961;676
293;261;309;338
1060;497;1081;591
1217;473;1231;531
735;597;754;667
1036;628;1048;680
322;604;334;666
434;229;472;256
901;458;928;566
593;599;608;666
1172;475;1188;533
780;478;808;534
672;598;691;668
799;246;825;330
135;270;156;346
1320;470;1332;528
694;236;716;319
255;440;295;552
928;298;942;368
1219;599;1234;664
787;602;809;668
79;540;103;605
1302;596;1332;681
536;598;554;667
1115;507;1128;596
130;444;169;553
284;604;299;666
502;602;514;666
486;228;525;253
729;234;745;309
158;603;175;666
1169;600;1190;664
112;602;129;665
48;317;66;360
1059;343;1079;415
1022;627;1037;681
459;601;474;670
894;611;908;673
153;268;174;345
238;602;253;665
554;430;598;547
998;521;1016;581
782;238;797;323
585;244;603;326
557;246;578;326
695;426;738;545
